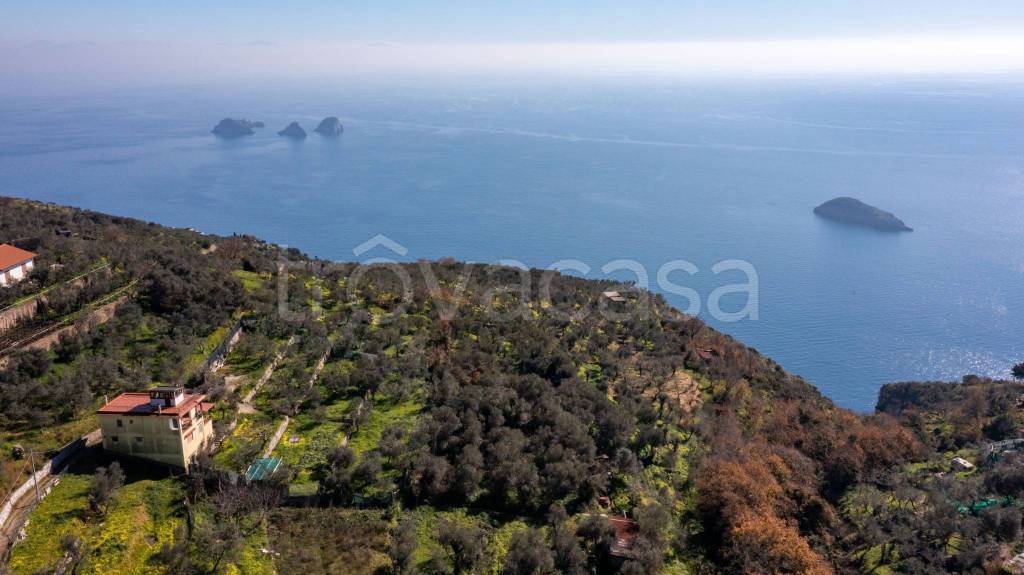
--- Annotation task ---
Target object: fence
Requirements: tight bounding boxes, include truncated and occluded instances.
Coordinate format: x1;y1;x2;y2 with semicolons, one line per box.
0;430;101;543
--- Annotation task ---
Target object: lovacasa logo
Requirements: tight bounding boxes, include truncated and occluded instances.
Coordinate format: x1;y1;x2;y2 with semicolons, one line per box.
278;235;759;324
351;234;408;260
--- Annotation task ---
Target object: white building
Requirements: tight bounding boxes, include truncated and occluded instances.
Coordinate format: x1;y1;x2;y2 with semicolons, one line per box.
950;457;975;472
0;244;36;287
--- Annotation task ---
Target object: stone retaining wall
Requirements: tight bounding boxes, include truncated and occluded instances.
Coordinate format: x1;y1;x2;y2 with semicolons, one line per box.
200;318;245;376
0;299;41;334
0;296;127;370
0;429;101;530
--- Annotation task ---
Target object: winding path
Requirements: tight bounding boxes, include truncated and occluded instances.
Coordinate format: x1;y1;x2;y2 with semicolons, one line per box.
259;347;330;458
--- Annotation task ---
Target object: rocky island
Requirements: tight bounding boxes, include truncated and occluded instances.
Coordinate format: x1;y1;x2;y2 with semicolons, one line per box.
314;116;344;136
278;122;307;139
211;118;263;138
813;196;912;231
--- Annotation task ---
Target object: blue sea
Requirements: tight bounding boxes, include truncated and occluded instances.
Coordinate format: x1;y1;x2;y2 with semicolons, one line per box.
2;76;1023;411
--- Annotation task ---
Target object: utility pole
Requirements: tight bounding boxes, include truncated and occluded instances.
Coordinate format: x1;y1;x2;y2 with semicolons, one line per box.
28;449;40;503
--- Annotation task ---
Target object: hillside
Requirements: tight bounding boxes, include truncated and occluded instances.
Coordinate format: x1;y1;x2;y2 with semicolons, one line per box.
0;196;1015;574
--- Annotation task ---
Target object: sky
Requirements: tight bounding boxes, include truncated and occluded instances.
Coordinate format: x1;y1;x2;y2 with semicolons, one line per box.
3;1;1024;90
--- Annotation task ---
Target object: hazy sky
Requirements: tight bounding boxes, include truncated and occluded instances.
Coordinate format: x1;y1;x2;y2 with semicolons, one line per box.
3;1;1024;90
6;1;1024;43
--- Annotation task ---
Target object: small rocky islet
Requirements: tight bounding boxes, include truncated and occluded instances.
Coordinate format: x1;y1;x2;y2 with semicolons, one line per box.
211;118;264;138
313;116;344;136
278;122;307;139
813;197;912;232
213;116;342;139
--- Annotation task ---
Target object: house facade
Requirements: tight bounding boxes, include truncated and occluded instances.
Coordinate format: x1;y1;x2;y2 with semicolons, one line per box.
0;244;36;287
97;386;213;470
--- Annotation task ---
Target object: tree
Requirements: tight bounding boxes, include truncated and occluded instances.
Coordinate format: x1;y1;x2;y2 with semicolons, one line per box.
575;515;616;574
984;413;1017;441
89;461;125;516
158;526;195;575
60;534;87;573
1013;362;1024;381
982;506;1022;542
195;519;244;574
389;519;418;575
320;446;355;503
727;511;832;575
438;520;487;575
348;398;372;432
551;524;586;575
502;528;554;575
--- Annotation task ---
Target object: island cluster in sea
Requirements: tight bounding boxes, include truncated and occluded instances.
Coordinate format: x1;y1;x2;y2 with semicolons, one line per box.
211;116;344;140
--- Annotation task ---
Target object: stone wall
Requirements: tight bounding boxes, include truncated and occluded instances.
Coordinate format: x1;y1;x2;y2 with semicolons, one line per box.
0;296;127;370
0;429;101;531
0;299;41;334
200;318;245;376
0;265;110;335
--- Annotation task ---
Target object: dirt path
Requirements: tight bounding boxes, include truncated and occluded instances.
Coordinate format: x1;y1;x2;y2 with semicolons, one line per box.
260;348;329;459
243;336;296;405
305;351;328;391
216;337;296;443
262;416;290;458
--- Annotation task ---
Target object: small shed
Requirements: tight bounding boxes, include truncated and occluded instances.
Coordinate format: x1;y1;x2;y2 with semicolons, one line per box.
602;291;627;303
950;457;974;472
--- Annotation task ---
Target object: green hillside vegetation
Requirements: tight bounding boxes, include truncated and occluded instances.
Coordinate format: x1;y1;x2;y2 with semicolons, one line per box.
2;196;1021;574
7;457;184;575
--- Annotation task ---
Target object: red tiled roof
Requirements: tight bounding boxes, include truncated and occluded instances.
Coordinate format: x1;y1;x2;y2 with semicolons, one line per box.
0;244;35;271
97;392;206;416
608;517;640;558
201;402;215;413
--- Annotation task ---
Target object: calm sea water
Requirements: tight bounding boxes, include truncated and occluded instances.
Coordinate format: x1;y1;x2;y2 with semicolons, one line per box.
2;76;1023;411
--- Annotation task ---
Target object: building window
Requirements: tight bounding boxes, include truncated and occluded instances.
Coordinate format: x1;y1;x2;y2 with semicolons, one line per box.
116;419;123;428
111;436;119;442
135;436;143;443
170;418;180;431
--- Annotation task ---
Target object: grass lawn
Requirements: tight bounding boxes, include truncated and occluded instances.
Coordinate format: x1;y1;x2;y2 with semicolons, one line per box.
271;389;423;495
0;415;99;491
184;324;232;376
190;503;276;575
7;456;185;575
214;414;277;472
268;508;390;574
1;415;98;457
347;393;423;456
272;401;349;488
232;270;270;294
404;506;535;574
